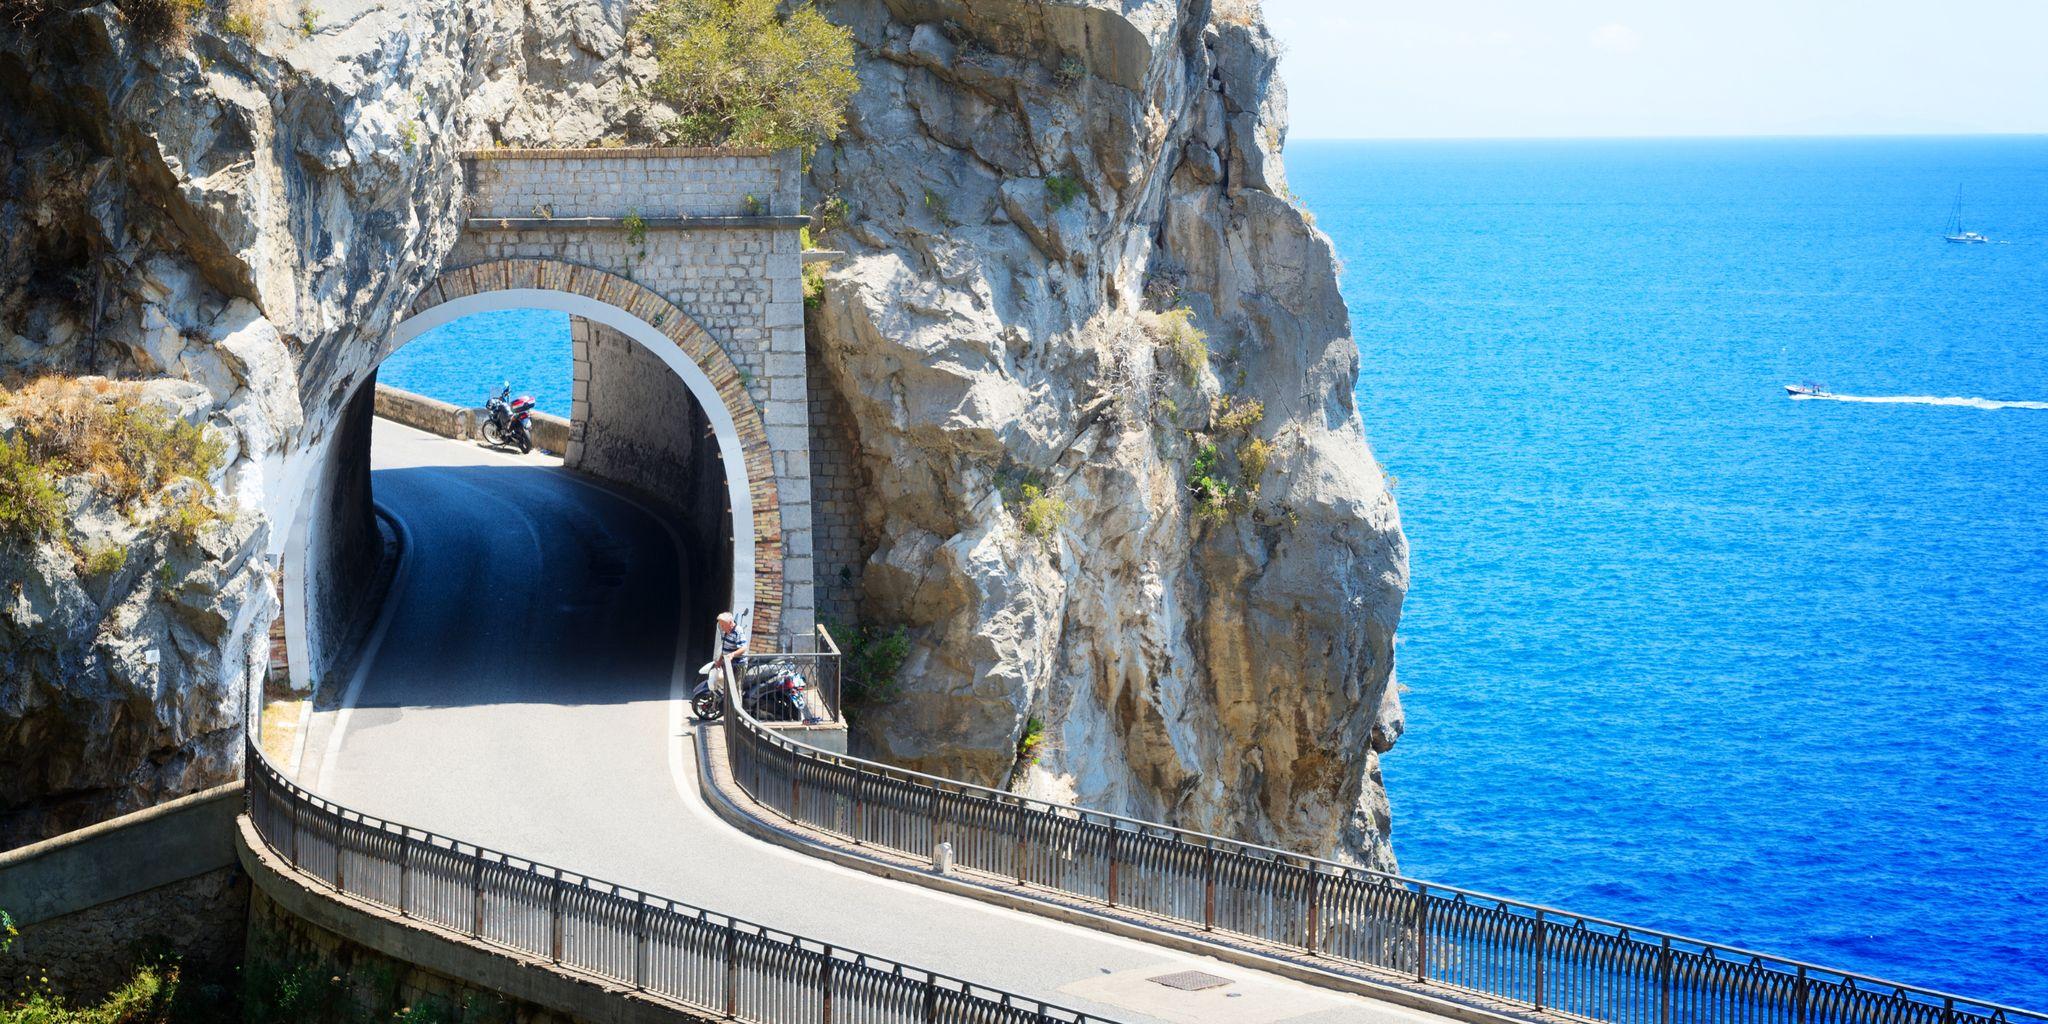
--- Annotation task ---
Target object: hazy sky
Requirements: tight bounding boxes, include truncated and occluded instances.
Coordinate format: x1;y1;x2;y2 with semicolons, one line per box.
1263;1;2048;139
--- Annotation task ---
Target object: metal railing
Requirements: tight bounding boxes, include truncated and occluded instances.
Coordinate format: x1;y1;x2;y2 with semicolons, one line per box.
243;742;1116;1023
766;625;841;722
724;697;2046;1024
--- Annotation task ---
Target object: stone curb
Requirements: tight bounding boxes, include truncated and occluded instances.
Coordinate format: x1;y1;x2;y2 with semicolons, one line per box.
688;725;1543;1024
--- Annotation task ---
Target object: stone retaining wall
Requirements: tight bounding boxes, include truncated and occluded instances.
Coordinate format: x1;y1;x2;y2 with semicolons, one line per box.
373;383;572;454
0;783;248;1001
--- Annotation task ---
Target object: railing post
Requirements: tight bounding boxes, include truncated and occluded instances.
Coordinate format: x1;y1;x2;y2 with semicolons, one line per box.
1413;883;1429;982
1106;826;1120;908
851;771;865;845
820;944;834;1024
288;800;300;868
1796;966;1810;1024
1942;997;1956;1024
1533;909;1546;1010
549;874;565;964
397;836;411;917
1015;801;1029;885
334;818;347;891
923;978;938;1024
724;927;739;1018
470;857;485;938
632;902;648;991
790;750;802;820
1305;865;1322;955
1658;936;1673;1024
1203;847;1217;931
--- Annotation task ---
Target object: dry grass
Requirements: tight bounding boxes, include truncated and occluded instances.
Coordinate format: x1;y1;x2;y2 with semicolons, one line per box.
0;375;226;544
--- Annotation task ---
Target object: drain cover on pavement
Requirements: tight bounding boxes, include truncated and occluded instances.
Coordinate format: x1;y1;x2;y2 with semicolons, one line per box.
1148;970;1232;992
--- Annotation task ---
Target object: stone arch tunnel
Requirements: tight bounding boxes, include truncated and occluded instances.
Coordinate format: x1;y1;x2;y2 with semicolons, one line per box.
279;149;817;697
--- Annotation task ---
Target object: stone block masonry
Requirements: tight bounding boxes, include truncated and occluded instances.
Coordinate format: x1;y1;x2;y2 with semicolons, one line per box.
417;147;814;643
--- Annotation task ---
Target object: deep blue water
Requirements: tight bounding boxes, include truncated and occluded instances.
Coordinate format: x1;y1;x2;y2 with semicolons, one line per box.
1287;137;2048;1008
379;308;574;417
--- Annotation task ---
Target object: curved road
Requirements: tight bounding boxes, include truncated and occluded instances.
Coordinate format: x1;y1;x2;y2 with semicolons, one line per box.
298;419;1437;1024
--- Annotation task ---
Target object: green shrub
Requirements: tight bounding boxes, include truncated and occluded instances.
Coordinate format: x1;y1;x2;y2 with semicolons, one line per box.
164;491;220;545
296;2;317;37
624;209;648;245
1053;56;1087;86
802;263;826;312
1016;716;1046;764
1044;173;1082;209
399;120;419;154
840;623;909;706
1151;308;1208;386
1016;482;1067;541
922;187;951;225
116;0;205;43
640;0;859;153
1213;395;1263;434
1239;436;1273;490
814;194;849;233
742;193;767;216
222;3;259;39
0;437;63;546
1190;441;1235;523
80;541;127;577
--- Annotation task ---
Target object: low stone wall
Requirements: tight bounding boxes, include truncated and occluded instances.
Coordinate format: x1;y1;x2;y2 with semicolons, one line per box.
374;383;572;454
0;783;248;1001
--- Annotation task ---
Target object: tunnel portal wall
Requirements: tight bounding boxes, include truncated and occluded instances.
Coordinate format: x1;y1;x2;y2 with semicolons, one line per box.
567;318;733;653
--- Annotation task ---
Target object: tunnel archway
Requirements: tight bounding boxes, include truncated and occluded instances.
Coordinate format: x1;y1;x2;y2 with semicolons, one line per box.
281;260;786;704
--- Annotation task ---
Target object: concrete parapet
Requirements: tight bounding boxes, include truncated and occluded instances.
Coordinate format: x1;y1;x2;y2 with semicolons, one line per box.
373;384;572;455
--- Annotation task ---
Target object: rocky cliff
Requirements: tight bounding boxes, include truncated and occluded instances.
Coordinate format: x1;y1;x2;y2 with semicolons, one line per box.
1;0;1404;865
805;0;1407;864
0;0;634;845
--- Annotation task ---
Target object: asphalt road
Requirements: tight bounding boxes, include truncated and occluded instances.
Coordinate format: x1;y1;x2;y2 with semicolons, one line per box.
296;419;1444;1024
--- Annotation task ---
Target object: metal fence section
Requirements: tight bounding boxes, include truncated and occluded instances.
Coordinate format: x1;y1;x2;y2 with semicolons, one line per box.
243;743;1114;1024
723;699;2046;1024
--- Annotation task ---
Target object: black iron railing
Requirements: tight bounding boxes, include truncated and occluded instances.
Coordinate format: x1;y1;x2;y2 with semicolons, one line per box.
243;743;1115;1023
724;693;2045;1024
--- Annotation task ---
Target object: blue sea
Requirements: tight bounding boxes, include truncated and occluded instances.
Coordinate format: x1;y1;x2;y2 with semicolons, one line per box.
1287;136;2048;1008
380;308;574;418
378;137;2048;1007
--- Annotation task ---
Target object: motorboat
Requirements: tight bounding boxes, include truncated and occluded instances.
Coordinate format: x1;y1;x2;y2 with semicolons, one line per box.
1785;383;1831;398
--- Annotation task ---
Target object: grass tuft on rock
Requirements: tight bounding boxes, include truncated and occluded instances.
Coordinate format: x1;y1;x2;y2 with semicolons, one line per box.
0;376;227;547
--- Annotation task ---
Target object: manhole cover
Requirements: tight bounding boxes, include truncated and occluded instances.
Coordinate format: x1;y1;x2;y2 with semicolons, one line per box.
1149;970;1232;992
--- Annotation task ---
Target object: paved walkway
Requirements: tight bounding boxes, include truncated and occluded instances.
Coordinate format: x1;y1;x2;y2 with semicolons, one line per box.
297;419;1453;1024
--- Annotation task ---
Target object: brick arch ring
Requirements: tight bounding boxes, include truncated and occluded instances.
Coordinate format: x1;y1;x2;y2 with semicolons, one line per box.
395;258;784;648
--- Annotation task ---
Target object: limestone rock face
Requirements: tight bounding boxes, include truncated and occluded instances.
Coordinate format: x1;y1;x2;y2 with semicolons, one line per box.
0;0;633;845
806;0;1408;864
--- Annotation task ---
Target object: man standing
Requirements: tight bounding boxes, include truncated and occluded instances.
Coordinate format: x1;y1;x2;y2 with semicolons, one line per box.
715;611;747;682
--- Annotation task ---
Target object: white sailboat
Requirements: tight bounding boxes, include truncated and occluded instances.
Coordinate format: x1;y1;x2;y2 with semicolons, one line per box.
1945;187;1990;244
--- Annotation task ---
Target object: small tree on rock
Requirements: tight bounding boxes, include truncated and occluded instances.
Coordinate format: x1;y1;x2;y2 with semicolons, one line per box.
640;0;859;153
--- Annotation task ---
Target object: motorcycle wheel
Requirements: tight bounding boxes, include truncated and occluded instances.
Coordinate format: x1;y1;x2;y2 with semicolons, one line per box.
692;690;724;721
481;420;504;446
517;433;533;454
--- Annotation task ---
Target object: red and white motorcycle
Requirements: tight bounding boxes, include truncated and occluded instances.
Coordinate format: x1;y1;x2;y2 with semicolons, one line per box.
481;383;537;454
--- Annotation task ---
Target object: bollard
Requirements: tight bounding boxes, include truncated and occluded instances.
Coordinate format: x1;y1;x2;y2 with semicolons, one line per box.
933;841;955;875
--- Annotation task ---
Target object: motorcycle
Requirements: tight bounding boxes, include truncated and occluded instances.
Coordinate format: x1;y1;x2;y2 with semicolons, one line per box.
480;383;537;454
691;657;812;723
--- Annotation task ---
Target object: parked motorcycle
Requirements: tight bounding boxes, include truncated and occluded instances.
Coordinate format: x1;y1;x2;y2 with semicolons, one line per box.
691;658;811;723
481;383;536;454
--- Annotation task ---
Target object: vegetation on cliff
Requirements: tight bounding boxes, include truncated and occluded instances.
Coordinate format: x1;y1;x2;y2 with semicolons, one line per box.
0;377;224;550
639;0;858;152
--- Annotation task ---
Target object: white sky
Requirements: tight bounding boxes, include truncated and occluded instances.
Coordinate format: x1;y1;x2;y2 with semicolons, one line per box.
1262;0;2048;138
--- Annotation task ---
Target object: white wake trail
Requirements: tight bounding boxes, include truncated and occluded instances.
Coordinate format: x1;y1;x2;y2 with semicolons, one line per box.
1791;393;2048;411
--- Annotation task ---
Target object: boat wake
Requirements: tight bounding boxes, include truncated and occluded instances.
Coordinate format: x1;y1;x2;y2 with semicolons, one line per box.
1791;392;2048;410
